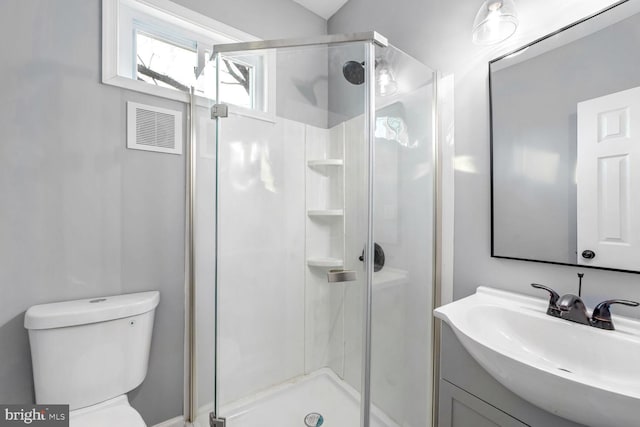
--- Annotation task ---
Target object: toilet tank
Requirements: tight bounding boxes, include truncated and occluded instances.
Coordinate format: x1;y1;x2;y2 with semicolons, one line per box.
24;291;160;410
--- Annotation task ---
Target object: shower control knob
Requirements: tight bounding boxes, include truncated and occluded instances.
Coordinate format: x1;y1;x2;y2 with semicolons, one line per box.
358;243;385;272
581;250;596;260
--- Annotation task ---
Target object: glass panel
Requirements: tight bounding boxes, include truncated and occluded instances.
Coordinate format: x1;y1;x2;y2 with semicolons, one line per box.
210;42;371;426
370;44;436;427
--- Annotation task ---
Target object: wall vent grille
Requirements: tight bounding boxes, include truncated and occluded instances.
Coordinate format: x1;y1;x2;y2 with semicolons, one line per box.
127;102;182;155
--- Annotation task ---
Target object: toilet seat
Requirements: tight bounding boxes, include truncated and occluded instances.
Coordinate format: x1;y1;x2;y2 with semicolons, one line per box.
70;395;146;427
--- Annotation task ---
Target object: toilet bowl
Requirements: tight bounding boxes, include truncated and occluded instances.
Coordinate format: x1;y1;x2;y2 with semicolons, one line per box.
25;291;160;427
70;395;145;427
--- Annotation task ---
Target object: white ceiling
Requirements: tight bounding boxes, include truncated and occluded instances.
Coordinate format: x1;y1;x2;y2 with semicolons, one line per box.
292;0;350;19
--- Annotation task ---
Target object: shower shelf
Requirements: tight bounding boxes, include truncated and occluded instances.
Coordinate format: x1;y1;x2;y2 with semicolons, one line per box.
307;209;344;217
307;159;344;167
306;257;344;268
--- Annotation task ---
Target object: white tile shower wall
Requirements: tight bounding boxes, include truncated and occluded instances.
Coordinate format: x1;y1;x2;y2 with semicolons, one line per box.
215;115;307;405
374;139;399;246
197;117;353;409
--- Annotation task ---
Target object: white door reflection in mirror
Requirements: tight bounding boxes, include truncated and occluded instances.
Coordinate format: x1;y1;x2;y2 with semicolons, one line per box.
577;86;640;270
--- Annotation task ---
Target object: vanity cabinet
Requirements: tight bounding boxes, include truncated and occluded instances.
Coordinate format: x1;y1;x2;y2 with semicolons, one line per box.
438;324;585;427
439;379;526;427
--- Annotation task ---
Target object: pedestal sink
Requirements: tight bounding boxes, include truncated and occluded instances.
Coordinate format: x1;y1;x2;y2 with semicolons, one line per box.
434;287;640;427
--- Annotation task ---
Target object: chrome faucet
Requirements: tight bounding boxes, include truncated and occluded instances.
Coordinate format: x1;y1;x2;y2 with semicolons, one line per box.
557;293;590;325
530;283;639;330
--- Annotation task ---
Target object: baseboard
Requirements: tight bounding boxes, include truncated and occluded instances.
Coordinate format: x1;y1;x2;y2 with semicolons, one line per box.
152;415;185;427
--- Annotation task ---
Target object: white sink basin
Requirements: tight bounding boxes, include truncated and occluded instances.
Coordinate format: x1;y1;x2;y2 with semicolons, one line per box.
434;287;640;427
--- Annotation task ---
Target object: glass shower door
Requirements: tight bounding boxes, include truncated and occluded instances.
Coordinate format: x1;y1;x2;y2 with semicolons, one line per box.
212;42;374;427
369;44;436;427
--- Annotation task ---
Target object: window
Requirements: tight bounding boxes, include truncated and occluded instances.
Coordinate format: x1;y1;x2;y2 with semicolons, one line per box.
103;0;274;118
135;31;198;92
217;56;256;110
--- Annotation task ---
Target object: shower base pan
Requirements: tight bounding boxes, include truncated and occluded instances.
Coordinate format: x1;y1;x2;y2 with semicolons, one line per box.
204;368;399;427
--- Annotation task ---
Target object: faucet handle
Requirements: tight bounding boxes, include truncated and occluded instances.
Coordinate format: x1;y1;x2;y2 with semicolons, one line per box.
591;299;640;330
531;283;561;317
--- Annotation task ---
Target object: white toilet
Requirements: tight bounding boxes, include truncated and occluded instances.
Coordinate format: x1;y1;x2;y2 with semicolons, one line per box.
24;291;160;427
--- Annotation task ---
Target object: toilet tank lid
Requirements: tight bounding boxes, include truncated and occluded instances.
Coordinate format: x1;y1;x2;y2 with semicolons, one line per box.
24;291;160;330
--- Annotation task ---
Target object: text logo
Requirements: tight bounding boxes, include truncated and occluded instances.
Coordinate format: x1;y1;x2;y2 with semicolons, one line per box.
0;405;68;427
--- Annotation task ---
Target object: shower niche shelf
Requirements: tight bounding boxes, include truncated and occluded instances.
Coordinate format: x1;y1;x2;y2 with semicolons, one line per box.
305;125;346;273
307;159;344;167
307;209;344;217
306;257;344;268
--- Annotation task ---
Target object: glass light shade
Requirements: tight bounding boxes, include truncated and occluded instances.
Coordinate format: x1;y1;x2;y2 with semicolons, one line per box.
472;0;519;45
376;60;398;96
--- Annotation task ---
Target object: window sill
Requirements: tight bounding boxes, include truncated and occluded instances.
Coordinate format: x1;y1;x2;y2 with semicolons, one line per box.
103;74;191;103
103;74;276;123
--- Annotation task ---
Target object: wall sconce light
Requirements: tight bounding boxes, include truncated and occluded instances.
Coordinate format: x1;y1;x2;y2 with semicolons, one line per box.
472;0;519;45
376;59;398;97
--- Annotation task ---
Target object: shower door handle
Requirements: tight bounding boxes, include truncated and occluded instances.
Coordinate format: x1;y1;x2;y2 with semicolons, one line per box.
327;269;357;283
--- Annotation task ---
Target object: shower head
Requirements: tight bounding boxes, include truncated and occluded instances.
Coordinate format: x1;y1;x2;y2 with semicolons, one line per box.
342;60;365;85
342;59;397;95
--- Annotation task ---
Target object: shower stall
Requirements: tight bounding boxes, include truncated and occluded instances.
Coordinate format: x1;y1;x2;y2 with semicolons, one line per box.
191;32;437;427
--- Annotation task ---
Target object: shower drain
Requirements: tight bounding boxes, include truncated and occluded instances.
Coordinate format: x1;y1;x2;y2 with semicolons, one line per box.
304;412;324;427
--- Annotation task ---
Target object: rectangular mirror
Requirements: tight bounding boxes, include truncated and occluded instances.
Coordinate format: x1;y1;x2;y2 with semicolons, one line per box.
490;0;640;272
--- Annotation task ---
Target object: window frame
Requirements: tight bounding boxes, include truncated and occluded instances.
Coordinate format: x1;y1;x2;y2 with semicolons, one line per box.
102;0;276;121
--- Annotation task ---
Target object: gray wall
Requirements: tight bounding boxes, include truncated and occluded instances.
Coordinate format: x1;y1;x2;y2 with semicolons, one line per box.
0;0;324;425
276;47;330;128
492;12;640;264
330;0;640;313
